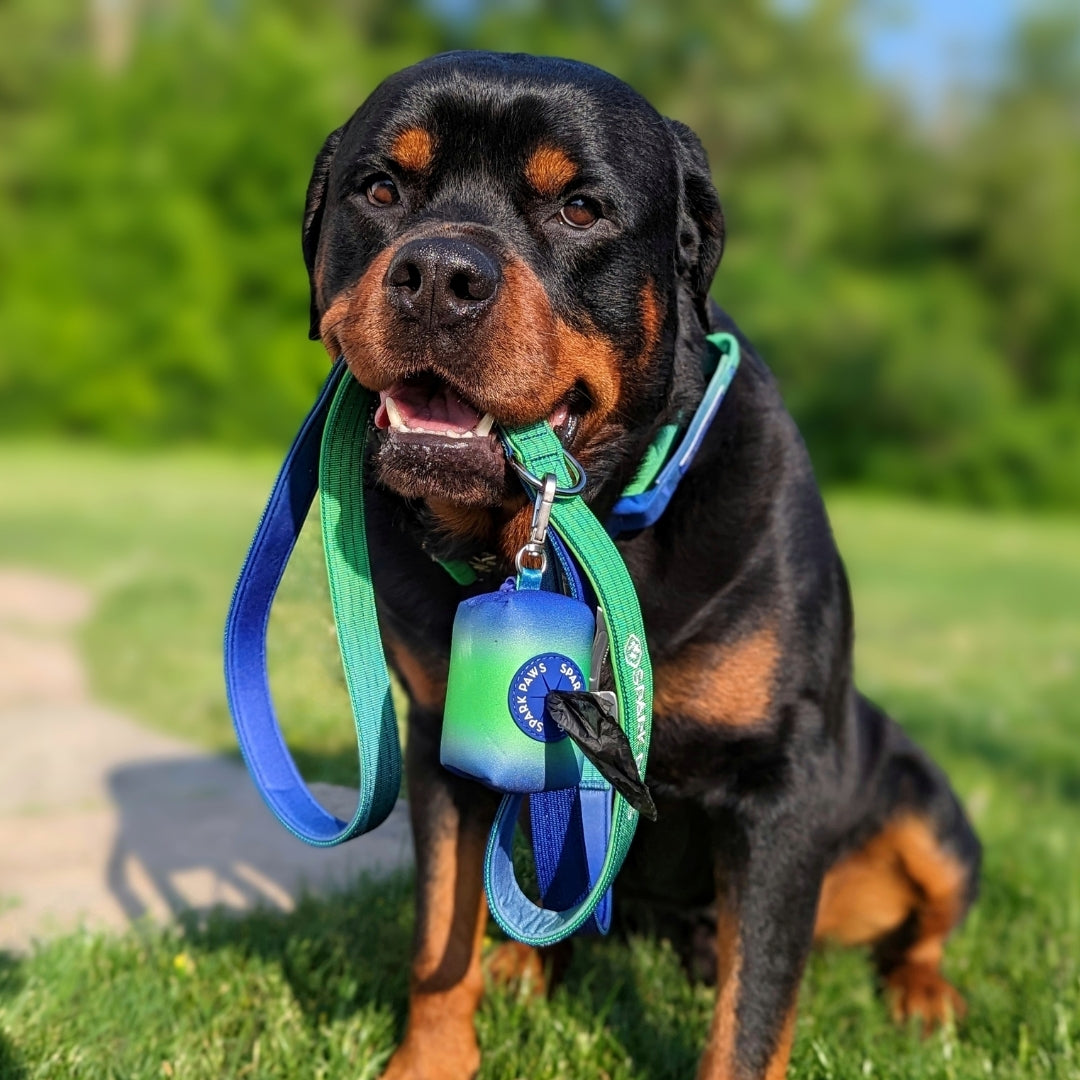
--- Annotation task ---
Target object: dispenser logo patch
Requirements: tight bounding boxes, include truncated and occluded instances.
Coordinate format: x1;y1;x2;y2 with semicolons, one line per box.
508;653;584;742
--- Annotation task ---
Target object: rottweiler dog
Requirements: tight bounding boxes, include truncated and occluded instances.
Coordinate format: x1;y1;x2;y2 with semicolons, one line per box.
302;51;981;1080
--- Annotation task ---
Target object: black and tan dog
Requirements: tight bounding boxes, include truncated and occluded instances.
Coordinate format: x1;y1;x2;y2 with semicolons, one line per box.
302;51;980;1080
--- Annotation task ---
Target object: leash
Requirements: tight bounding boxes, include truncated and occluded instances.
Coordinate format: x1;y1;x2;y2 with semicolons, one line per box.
224;332;739;942
225;361;402;844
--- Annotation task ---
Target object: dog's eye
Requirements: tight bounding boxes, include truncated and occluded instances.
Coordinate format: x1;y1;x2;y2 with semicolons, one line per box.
366;176;400;207
559;198;599;229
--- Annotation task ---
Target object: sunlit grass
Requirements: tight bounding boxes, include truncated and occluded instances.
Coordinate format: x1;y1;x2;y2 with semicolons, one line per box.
1;445;1078;1078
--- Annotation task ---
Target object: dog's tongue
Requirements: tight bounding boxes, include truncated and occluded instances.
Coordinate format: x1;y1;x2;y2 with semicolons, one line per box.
374;379;482;433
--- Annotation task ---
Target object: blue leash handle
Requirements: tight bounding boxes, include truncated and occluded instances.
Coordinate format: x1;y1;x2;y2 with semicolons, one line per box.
223;361;401;845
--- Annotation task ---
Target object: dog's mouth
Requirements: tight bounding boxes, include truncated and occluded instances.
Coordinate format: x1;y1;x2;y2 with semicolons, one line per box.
374;374;497;440
369;371;582;505
373;372;577;441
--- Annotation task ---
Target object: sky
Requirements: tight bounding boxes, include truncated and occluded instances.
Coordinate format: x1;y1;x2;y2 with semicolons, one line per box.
857;0;1027;114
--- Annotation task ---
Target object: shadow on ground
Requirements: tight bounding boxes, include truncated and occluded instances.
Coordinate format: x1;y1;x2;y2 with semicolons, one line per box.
0;1031;25;1080
177;877;708;1078
103;754;410;924
180;872;416;1025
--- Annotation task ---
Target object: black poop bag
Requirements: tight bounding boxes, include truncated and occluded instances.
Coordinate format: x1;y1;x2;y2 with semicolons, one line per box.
546;690;658;821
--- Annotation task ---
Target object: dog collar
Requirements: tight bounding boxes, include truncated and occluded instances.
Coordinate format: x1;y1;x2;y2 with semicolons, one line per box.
607;331;739;533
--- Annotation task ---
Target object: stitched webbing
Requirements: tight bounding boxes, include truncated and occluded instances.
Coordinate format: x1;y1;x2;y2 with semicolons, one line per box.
224;363;401;846
228;336;750;935
319;376;402;836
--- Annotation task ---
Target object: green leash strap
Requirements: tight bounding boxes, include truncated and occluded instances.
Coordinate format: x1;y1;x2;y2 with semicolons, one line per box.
482;422;653;945
224;362;401;846
317;376;402;837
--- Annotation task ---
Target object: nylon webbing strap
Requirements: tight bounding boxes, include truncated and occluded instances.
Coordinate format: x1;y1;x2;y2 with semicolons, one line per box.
224;363;401;845
319;374;403;835
484;422;653;945
225;330;745;948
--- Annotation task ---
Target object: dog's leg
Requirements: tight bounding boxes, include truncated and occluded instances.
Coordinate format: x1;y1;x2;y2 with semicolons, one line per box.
814;809;976;1030
814;699;980;1032
380;709;500;1080
697;809;822;1080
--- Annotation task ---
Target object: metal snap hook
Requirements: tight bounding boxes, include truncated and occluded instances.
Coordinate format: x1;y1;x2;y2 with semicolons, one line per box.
514;472;558;574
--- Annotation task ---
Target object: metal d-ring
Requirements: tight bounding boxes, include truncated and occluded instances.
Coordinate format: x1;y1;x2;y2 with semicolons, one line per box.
507;448;587;497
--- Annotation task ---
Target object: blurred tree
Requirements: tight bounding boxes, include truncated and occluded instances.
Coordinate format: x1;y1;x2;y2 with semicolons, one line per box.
0;0;449;441
0;0;1077;506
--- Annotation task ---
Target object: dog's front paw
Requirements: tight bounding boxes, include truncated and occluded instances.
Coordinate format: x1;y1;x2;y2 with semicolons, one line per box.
379;1036;480;1080
885;962;967;1033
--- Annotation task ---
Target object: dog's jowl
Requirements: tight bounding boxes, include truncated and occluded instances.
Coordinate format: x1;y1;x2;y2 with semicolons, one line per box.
302;51;980;1080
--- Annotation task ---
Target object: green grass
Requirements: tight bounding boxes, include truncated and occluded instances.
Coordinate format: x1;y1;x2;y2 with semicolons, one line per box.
1;443;1079;1078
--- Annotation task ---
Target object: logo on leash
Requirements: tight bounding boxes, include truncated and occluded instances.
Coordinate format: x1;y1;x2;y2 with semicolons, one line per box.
621;633;650;763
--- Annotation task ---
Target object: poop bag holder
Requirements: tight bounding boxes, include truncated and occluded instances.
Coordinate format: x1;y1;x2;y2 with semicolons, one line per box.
441;579;594;793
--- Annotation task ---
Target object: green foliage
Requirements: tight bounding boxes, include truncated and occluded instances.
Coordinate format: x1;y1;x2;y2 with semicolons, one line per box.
0;0;444;444
1;0;1079;506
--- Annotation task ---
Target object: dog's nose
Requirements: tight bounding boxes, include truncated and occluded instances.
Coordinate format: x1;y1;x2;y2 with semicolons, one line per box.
385;237;501;327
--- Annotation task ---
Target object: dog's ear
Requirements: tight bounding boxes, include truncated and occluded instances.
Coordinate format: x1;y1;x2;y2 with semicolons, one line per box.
666;119;725;318
302;125;345;341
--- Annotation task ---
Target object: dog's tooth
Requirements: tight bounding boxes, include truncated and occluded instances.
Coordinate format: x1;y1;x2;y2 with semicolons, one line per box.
445;429;461;438
474;412;495;437
385;397;407;431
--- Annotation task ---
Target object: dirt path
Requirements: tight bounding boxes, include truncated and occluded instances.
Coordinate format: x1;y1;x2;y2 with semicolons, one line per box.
0;569;412;953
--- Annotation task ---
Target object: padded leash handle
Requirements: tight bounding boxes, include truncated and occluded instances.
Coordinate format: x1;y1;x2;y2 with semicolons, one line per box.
224;363;401;845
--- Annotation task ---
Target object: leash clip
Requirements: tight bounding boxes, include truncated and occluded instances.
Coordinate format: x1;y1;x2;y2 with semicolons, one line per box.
515;473;558;574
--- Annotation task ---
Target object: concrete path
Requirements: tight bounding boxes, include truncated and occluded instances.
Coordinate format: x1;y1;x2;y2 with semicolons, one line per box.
0;569;412;953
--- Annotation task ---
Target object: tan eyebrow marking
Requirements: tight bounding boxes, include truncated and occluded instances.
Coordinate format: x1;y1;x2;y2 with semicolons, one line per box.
524;145;577;196
390;127;435;172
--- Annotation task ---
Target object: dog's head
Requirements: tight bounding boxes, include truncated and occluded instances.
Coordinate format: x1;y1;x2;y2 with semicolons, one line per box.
304;51;723;528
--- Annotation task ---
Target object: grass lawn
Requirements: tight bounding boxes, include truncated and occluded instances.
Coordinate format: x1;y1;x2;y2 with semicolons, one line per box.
1;442;1079;1079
